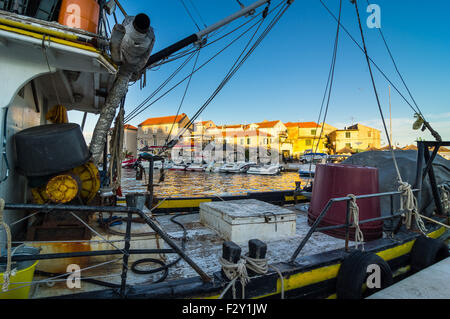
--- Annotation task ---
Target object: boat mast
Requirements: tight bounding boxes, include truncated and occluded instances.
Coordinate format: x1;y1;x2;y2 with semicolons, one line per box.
144;0;277;69
389;85;393;148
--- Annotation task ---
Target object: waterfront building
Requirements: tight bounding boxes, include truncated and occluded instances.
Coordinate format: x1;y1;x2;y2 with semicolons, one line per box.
123;124;138;157
285;122;330;158
137;113;193;154
328;123;381;154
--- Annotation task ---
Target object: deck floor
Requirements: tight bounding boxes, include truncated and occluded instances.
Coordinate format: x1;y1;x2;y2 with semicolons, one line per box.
29;204;347;298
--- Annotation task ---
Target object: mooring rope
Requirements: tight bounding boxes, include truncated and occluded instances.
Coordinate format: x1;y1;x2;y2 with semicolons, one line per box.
242;254;285;299
347;194;364;251
0;198;16;292
398;182;427;235
218;256;249;299
439;184;450;213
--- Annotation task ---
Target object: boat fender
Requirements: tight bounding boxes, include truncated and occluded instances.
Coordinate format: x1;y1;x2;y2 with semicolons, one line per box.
410;236;449;273
336;251;393;299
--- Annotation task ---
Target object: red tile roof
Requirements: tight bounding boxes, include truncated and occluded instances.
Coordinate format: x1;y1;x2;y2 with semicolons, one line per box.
254;120;280;128
139;113;188;126
285;121;321;128
124;124;138;130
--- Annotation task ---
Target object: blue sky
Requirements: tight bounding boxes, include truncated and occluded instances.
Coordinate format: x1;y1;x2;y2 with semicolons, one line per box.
70;0;450;147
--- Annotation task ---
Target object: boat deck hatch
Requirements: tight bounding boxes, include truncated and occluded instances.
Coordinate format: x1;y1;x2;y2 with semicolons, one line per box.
200;199;296;243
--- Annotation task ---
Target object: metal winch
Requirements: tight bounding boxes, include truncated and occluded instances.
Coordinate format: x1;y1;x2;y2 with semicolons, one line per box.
14;123;100;204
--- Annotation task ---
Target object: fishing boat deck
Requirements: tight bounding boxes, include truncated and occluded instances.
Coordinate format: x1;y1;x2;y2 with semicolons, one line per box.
29;204;347;298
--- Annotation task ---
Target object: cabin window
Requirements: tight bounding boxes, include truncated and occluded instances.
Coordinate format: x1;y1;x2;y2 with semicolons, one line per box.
345;132;351;138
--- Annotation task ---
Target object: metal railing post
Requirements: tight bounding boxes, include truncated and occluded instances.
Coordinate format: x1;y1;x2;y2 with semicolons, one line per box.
344;200;350;252
289;200;333;263
119;212;132;297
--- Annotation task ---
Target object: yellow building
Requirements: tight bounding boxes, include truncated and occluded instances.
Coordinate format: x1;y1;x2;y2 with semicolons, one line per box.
328;123;381;153
285;122;331;158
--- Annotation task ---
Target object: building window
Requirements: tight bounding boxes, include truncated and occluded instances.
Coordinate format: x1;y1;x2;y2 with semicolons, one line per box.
240;138;244;145
264;138;268;145
345;132;351;138
311;129;316;135
346;143;351;148
305;140;312;146
368;131;372;137
247;138;250;145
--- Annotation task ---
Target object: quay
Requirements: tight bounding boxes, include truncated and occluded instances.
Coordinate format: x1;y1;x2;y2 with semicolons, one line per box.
367;257;450;299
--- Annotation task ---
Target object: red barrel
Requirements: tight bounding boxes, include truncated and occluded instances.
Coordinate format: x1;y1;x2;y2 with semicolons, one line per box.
308;163;383;241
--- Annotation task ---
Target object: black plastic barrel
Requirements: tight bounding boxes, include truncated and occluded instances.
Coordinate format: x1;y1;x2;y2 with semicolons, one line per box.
14;123;91;177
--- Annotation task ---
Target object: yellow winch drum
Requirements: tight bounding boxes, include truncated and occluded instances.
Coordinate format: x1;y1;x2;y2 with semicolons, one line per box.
32;162;100;204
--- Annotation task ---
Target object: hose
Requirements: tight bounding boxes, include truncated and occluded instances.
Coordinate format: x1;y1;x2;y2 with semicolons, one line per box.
130;213;188;282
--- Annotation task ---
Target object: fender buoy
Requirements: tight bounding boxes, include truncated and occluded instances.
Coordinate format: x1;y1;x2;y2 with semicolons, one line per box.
336;251;393;299
410;236;449;273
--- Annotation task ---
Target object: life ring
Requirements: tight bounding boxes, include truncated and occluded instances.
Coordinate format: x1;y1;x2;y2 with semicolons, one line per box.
336;251;393;299
410;236;449;273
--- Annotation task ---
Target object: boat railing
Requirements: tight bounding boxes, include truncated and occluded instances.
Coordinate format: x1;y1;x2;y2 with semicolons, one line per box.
289;189;421;263
0;202;212;298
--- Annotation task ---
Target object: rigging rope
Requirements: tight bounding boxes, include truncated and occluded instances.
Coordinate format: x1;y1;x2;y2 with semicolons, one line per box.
347;194;364;250
318;0;428;124
179;0;201;31
308;0;342;179
398;182;427;235
125;9;269;124
126;0;286;124
0;198;16;292
125;53;197;122
352;0;428;235
163;2;291;153
165;50;202;147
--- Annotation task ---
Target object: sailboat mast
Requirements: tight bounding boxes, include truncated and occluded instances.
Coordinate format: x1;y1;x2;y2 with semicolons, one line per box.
144;0;278;69
389;84;393;148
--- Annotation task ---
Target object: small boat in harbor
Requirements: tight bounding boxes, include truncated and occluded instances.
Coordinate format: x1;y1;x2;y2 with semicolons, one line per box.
219;162;256;173
186;163;206;172
247;164;281;175
168;164;188;171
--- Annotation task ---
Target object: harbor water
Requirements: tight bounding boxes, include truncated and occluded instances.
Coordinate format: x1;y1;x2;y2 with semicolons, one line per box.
121;168;306;198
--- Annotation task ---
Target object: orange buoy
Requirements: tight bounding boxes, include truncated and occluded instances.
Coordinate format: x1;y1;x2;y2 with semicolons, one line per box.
58;0;100;34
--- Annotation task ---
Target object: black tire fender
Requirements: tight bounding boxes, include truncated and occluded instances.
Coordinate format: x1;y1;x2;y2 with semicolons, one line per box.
336;251;393;299
410;236;449;273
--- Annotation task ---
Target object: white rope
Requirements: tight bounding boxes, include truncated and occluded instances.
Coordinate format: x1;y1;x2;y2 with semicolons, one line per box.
218;256;249;299
439;184;449;213
398;182;427;235
347;194;364;251
0;198;16;292
242;254;285;299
